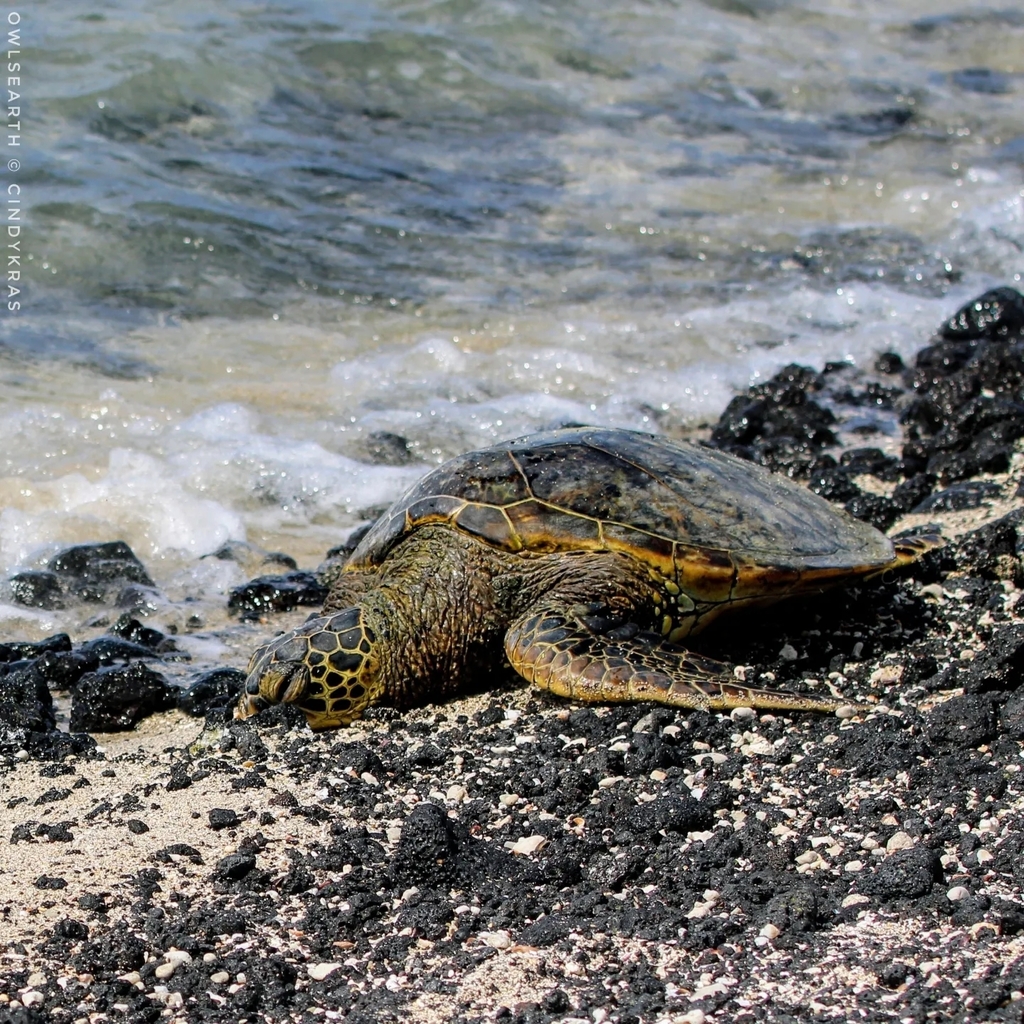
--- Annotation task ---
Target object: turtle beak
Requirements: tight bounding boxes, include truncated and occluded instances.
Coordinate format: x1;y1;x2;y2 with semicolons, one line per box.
235;660;311;721
234;694;264;720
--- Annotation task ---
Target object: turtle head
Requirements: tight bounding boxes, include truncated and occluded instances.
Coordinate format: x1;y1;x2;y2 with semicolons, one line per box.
236;608;382;729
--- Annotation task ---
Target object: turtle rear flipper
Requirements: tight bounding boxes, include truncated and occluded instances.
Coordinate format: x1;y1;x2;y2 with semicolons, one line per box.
505;605;854;713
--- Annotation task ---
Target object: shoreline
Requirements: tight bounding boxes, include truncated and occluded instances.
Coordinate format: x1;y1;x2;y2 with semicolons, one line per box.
3;289;1024;1023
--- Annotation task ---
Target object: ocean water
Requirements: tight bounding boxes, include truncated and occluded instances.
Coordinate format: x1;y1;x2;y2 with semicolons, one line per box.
2;0;1023;648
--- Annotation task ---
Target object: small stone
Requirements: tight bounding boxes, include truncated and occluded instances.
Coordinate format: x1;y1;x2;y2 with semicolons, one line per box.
154;962;177;980
509;835;548;856
947;886;970;902
208;808;241;831
117;972;142;984
886;831;915;853
308;963;342;981
680;1012;706;1024
360;772;379;787
835;705;859;719
597;776;621;788
779;644;799;661
730;706;756;722
845;860;864;873
759;923;781;940
446;784;467;803
210;971;230;984
20;991;43;1008
26;973;45;987
842;893;870;908
164;950;192;965
479;930;512;949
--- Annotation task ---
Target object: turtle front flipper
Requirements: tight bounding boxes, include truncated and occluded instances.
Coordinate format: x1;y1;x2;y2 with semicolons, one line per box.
504;605;854;713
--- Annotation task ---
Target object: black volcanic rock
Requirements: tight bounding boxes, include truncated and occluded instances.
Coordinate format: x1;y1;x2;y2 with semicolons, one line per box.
70;662;179;732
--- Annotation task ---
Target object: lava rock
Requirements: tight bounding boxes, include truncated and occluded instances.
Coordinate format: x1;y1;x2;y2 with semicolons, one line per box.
859;847;943;900
807;457;860;502
391;803;459;889
940;286;1024;340
77;636;163;664
891;473;935;512
912;479;1003;512
10;569;66;609
954;507;1024;583
1000;689;1024;740
839;447;902;481
360;430;416;466
206;540;298;576
0;634;72;663
925;694;999;749
902;289;1024;482
228;570;329;618
875;351;904;374
843;492;900;531
34;649;99;691
208;808;241;831
177;668;246;717
0;662;56;749
708;363;837;476
957;626;1024;693
214;852;257;881
108;613;177;653
393;897;454;940
70;662;179;732
764;885;826;934
47;540;155;604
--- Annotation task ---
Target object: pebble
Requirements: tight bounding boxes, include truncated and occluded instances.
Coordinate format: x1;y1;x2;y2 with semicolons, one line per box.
479;930;512;949
729;706;756;722
680;1012;706;1024
509;835;548;856
445;784;467;802
759;923;781;940
26;973;45;987
844;860;864;873
632;711;658;733
841;893;870;908
886;831;915;853
308;963;342;981
154;962;177;980
20;991;43;1008
779;644;798;661
835;705;859;719
210;971;230;984
947;886;970;902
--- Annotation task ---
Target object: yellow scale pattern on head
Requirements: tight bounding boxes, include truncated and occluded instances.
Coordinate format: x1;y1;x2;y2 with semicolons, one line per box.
261;612;382;728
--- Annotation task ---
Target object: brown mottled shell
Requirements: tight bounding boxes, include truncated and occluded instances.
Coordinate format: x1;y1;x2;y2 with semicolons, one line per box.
346;427;895;598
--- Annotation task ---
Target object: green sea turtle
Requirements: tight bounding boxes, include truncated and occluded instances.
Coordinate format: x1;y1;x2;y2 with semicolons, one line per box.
237;427;937;729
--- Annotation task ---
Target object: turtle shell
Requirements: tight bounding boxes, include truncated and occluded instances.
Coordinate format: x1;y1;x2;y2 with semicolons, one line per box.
346;427;895;597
